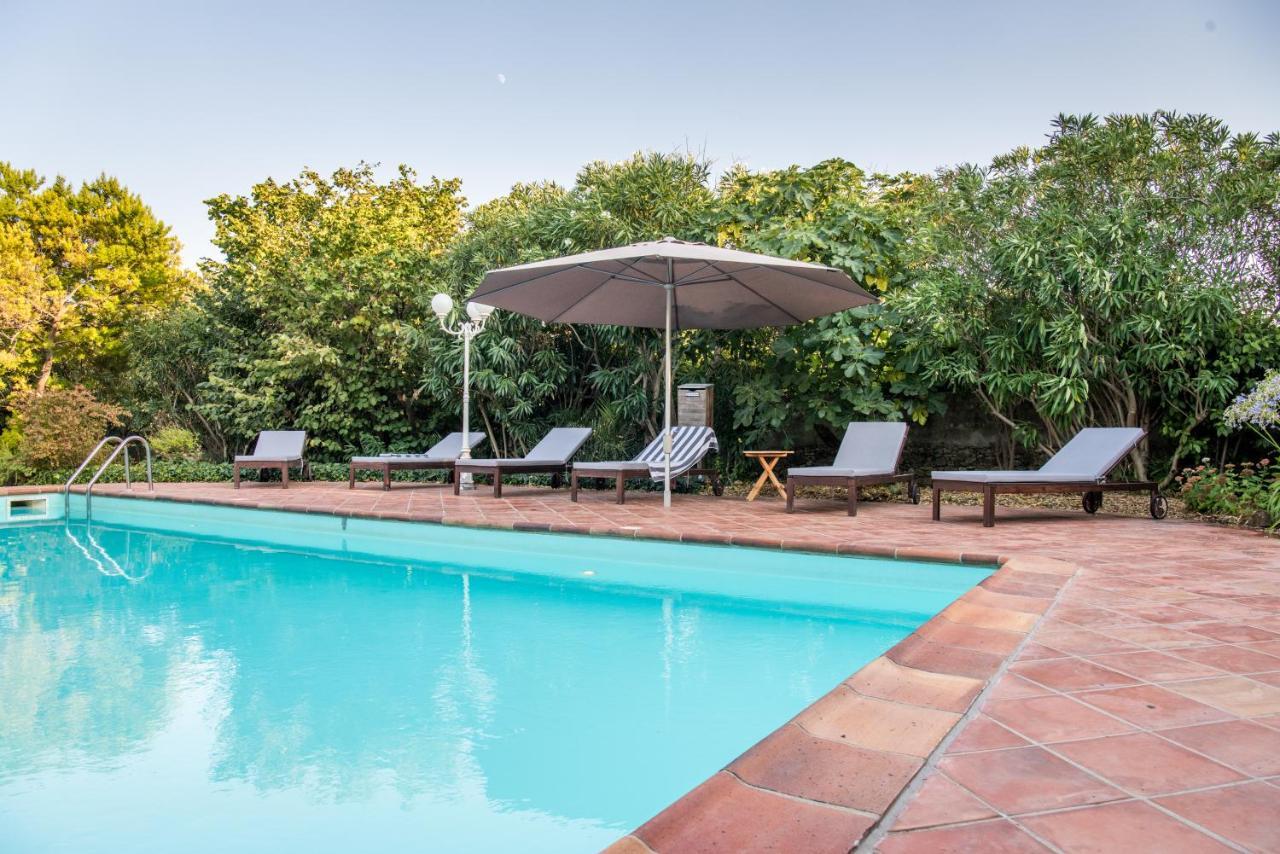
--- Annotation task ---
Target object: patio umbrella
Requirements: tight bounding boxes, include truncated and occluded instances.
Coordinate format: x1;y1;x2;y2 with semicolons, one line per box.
470;237;876;507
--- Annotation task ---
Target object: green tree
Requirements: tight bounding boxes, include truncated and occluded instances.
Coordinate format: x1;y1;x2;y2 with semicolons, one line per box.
707;159;937;453
897;113;1280;480
0;163;192;400
196;164;465;457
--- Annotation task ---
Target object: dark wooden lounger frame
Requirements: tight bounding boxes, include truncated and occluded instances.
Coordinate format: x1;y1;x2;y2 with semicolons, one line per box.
570;466;723;504
233;458;309;489
348;459;456;490
931;478;1166;528
452;462;568;497
785;472;918;516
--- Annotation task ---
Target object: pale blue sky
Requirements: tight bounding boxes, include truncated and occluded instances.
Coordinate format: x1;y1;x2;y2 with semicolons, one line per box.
4;0;1278;266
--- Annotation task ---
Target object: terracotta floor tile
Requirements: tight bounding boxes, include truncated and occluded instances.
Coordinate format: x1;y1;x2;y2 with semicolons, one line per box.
1167;675;1280;718
986;674;1055;700
1076;684;1232;729
1035;627;1140;655
886;634;1005;681
917;619;1024;655
1156;782;1280;853
877;819;1048;853
1158;719;1280;777
941;599;1038;634
1241;639;1280;658
948;715;1031;753
892;773;997;830
796;687;961;758
1173;644;1280;675
1011;656;1139;692
1015;642;1069;661
1099;624;1216;650
635;771;873;853
1021;800;1232;853
844;657;984;714
1186;622;1280;644
1252;671;1280;689
984;694;1137;743
729;723;920;813
1051;732;1244;795
938;746;1124;814
1088;650;1224;682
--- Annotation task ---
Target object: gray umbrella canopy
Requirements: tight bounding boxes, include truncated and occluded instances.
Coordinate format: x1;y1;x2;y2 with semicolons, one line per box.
471;237;875;329
470;237;877;507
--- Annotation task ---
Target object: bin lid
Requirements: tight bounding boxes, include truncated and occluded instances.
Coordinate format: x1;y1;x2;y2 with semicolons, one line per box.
678;383;713;390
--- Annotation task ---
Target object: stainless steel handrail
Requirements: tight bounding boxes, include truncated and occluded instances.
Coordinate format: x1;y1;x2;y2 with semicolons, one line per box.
83;435;153;517
64;436;125;514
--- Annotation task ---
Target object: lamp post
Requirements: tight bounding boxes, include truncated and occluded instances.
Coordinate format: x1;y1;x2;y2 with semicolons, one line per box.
432;293;494;490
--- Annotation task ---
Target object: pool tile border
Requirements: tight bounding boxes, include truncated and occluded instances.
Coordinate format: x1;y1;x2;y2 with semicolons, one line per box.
612;555;1073;854
47;485;1071;853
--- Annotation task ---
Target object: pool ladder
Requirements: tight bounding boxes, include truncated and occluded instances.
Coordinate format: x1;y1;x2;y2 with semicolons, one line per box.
64;435;154;519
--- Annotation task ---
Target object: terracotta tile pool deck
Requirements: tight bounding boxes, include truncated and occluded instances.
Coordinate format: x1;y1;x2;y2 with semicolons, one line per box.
38;481;1280;852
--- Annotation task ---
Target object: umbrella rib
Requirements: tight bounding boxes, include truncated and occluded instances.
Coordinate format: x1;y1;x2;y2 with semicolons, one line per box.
612;256;667;284
669;261;718;286
548;282;609;324
470;260;660;305
579;263;666;285
725;272;805;324
764;264;873;296
470;264;589;301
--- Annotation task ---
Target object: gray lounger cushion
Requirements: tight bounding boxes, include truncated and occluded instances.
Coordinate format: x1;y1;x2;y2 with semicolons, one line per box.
929;470;1103;483
573;461;651;473
789;422;908;477
464;427;593;467
364;432;486;463
931;427;1145;483
787;465;899;477
236;430;306;462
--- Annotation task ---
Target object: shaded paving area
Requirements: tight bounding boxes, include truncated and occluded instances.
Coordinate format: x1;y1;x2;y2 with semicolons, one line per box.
66;481;1280;852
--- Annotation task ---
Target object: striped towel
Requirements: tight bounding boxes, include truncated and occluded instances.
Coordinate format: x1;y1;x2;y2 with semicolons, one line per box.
638;426;718;482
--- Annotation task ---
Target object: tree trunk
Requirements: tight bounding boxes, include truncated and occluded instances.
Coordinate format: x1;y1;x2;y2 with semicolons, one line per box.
33;307;66;395
34;342;56;394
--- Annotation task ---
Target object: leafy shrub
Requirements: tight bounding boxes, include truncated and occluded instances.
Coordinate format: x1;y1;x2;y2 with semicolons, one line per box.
1177;458;1280;529
149;426;202;462
4;386;126;469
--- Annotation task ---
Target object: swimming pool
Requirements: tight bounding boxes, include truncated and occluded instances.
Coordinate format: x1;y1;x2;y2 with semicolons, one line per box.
0;495;990;852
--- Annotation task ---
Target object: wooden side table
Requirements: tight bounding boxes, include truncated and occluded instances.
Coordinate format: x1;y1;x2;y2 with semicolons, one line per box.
744;450;792;501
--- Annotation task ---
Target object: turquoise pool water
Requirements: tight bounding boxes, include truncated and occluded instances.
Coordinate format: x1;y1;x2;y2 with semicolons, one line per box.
0;496;990;853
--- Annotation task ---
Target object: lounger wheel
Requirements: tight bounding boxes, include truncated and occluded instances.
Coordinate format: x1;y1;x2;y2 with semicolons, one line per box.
1082;491;1103;514
908;481;920;504
712;482;724;497
1149;493;1168;520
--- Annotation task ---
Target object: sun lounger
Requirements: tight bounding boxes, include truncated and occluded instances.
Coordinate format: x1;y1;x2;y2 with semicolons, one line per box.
348;432;486;489
930;427;1167;527
233;431;308;488
570;426;720;504
453;427;593;497
784;422;916;516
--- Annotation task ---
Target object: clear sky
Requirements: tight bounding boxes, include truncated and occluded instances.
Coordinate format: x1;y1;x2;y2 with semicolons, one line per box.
4;0;1278;266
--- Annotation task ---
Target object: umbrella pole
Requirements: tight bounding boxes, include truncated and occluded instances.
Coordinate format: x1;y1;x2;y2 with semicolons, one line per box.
663;279;673;509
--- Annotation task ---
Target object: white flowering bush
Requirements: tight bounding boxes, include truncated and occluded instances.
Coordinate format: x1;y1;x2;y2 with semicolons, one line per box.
1225;370;1280;455
1198;371;1280;529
